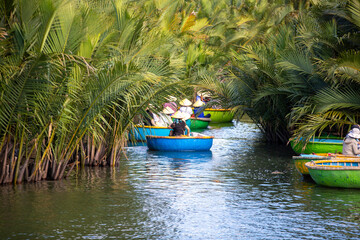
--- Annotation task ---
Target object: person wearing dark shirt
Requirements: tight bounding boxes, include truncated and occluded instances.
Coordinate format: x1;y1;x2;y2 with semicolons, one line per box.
169;111;190;136
144;108;156;126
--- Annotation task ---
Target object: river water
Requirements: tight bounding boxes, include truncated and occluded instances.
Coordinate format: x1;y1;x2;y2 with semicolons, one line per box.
1;121;360;239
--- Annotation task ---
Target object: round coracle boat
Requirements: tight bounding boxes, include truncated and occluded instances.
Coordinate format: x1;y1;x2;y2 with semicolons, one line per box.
130;125;171;141
202;109;234;123
292;154;332;175
290;138;343;154
189;117;211;130
293;153;360;175
146;134;214;151
305;159;360;188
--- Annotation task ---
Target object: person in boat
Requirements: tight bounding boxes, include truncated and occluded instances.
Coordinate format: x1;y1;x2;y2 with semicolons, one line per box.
343;127;360;156
346;124;360;137
143;106;161;126
197;91;211;102
193;99;211;118
157;106;174;127
169;111;190;137
143;107;156;126
163;96;178;113
179;98;193;116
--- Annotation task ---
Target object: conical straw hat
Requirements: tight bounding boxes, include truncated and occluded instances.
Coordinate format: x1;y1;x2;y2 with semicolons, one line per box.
171;111;184;119
162;106;175;115
179;98;192;106
193;99;205;107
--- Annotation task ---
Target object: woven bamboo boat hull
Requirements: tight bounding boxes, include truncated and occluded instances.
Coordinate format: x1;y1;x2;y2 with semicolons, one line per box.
131;125;171;141
306;159;360;188
190;117;210;130
202;109;234;123
290;139;343;154
146;135;214;151
293;154;332;175
293;153;360;175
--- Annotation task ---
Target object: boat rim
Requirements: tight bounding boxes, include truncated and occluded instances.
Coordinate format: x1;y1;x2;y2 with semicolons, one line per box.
134;125;169;129
190;117;211;122
146;135;214;139
292;155;331;160
290;138;343;144
203;108;232;112
305;159;360;170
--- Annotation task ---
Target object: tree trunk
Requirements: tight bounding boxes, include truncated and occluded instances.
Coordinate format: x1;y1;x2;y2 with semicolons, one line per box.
90;136;95;166
86;135;90;165
17;155;31;184
94;142;104;166
0;141;10;184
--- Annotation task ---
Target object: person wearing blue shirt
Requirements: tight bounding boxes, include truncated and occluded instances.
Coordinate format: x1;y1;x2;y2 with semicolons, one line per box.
193;99;210;118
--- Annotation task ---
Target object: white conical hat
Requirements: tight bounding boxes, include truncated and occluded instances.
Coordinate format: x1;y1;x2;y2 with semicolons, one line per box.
162;106;175;115
179;98;192;106
193;99;205;107
171;111;184;119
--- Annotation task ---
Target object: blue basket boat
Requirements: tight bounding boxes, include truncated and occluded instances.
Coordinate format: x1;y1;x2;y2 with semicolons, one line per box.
131;125;171;141
146;134;214;151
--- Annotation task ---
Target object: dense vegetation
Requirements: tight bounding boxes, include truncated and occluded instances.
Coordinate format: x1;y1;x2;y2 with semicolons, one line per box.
0;0;359;184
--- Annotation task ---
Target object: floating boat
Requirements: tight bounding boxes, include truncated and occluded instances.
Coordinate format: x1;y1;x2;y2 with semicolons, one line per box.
130;125;171;141
292;154;332;175
202;109;234;123
290;138;343;154
305;159;360;188
189;117;211;130
146;133;214;151
292;153;360;176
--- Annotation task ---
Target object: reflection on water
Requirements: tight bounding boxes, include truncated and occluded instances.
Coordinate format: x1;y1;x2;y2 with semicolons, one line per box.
147;150;213;162
1;121;360;239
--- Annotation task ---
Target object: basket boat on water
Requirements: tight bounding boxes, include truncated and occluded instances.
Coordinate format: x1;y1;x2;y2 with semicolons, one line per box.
305;159;360;188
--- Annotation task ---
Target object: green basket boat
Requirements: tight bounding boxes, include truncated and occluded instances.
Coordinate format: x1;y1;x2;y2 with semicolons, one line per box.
202;109;234;123
189;117;211;130
306;159;360;188
290;138;343;154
